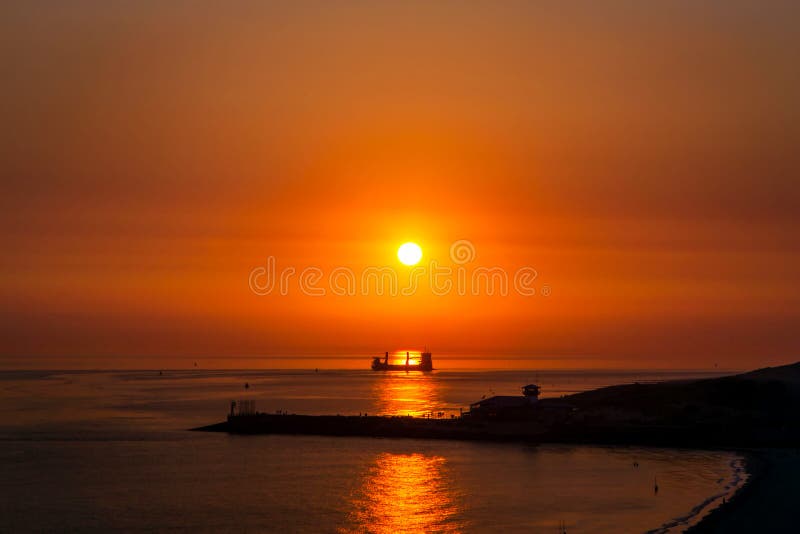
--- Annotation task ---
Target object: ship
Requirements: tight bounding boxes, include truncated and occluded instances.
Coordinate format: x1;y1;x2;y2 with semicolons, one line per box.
371;350;434;371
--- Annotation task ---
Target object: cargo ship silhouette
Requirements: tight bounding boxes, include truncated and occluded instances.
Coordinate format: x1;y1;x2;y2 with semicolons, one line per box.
371;350;433;371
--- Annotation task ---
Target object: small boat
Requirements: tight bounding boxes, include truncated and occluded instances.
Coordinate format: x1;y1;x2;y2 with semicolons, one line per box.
371;351;434;371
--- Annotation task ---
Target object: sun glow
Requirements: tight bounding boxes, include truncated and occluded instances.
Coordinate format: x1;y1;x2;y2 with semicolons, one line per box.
397;242;423;266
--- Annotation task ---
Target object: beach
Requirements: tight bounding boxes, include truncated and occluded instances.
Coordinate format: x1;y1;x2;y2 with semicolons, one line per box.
690;449;800;533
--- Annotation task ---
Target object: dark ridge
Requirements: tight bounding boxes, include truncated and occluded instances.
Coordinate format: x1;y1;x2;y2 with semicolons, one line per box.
556;361;800;447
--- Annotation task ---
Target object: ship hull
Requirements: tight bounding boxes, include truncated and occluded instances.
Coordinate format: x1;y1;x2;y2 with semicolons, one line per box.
371;363;433;371
372;351;434;371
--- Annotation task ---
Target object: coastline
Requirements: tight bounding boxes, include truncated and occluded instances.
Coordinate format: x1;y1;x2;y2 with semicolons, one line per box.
683;449;761;533
688;449;800;533
647;450;749;533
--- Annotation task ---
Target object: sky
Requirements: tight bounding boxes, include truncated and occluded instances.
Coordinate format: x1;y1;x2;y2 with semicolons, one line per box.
1;1;799;369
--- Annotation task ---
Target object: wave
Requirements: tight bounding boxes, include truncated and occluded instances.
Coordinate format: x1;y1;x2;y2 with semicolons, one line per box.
647;456;748;534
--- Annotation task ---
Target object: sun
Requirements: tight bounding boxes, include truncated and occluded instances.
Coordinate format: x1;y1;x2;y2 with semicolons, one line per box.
397;242;423;266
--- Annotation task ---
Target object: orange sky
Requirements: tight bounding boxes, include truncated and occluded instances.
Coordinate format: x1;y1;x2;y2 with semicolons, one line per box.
1;2;799;369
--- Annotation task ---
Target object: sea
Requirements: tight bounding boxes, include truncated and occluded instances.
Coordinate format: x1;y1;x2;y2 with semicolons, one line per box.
0;367;748;533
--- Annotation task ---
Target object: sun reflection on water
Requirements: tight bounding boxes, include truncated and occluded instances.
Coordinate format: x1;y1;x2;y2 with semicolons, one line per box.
372;372;445;417
345;452;464;534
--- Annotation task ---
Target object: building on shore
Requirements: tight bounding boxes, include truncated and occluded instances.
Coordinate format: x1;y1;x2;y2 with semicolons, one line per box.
468;384;574;422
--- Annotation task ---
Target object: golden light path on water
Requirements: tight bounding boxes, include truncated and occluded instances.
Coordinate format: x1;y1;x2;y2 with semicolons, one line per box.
371;364;447;417
345;452;465;534
343;369;465;532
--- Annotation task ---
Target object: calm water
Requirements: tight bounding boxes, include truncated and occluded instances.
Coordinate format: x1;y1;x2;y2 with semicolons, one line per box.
0;368;746;532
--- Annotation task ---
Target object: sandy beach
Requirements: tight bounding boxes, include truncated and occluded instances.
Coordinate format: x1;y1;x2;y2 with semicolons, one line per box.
690;449;800;533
